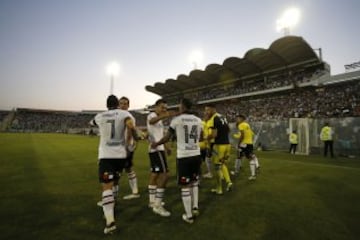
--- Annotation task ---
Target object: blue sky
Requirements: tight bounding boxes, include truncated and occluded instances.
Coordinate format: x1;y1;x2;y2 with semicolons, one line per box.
1;0;359;111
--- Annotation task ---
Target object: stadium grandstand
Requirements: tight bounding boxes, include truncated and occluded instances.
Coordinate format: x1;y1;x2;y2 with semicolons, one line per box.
145;36;360;156
0;108;147;134
0;110;10;123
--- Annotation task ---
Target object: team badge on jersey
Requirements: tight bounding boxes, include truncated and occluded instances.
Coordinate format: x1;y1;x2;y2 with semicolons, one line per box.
102;172;114;181
180;176;190;184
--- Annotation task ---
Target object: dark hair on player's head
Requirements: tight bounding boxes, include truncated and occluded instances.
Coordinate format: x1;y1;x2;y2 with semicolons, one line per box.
236;114;246;120
119;96;130;104
181;98;192;110
107;95;119;109
155;99;167;106
204;103;216;109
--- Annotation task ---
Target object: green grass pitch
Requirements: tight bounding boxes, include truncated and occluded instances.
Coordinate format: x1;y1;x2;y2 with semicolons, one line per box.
1;133;360;240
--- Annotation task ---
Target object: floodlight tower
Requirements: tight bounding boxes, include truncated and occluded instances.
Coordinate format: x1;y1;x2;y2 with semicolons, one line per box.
189;50;204;69
106;61;120;95
276;8;300;36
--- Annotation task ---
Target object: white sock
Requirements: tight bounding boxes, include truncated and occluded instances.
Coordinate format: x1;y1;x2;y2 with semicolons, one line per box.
112;185;119;198
205;157;212;173
155;188;165;207
148;185;156;204
191;181;199;209
181;188;192;218
102;189;115;225
128;171;138;194
250;159;256;176
254;155;260;168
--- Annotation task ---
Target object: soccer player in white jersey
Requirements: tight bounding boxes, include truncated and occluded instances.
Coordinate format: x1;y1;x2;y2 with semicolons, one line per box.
119;96;140;200
147;99;174;217
90;95;134;234
152;98;202;224
96;97;140;206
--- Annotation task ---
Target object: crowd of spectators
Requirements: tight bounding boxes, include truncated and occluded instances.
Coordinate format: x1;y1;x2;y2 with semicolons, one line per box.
8;109;148;133
165;68;323;105
10;111;94;132
195;80;360;122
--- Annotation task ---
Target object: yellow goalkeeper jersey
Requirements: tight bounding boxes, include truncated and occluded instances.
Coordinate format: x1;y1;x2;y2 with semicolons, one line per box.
238;121;253;144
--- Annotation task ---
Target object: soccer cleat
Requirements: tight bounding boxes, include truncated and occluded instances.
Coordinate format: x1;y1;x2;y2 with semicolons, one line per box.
202;172;213;179
123;193;140;200
192;208;200;217
182;214;195;224
210;188;223;195
248;175;257;181
103;222;116;235
97;200;103;207
153;205;171;217
226;182;233;192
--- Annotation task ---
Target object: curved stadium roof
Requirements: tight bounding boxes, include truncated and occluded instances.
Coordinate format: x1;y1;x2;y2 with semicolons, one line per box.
145;36;321;96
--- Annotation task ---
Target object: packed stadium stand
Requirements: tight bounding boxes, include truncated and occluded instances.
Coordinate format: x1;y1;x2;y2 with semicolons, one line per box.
191;79;360;122
144;35;360;155
3;108;148;133
9;109;95;133
146;36;328;106
145;36;360;120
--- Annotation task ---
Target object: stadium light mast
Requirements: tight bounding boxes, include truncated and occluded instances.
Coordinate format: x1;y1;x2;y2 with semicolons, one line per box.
106;61;121;95
188;50;204;70
276;7;300;36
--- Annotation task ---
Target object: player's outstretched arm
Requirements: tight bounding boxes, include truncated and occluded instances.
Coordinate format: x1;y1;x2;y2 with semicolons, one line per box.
151;129;173;149
148;111;177;125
